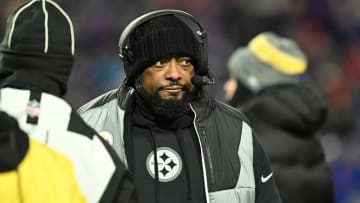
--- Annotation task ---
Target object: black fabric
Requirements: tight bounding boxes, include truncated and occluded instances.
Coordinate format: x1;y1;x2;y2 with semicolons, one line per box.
0;112;29;172
0;1;74;96
126;15;200;86
252;134;281;203
190;97;242;192
67;110;95;139
240;83;327;134
227;79;254;108
0;51;73;96
127;94;206;203
238;83;335;203
1;2;73;55
0;70;64;96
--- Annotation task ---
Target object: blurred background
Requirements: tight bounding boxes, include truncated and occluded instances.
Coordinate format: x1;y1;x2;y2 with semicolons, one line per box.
1;0;360;202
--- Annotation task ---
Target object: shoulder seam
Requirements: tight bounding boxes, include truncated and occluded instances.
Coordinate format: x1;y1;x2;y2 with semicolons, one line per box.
78;89;118;114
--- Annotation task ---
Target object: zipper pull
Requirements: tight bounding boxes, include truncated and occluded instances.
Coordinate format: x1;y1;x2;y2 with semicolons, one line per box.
199;127;206;136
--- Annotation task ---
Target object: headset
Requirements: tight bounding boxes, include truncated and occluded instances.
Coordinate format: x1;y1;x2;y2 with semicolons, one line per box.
118;9;214;86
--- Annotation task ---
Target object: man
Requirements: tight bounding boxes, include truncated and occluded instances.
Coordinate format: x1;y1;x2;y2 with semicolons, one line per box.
0;1;137;202
79;10;281;203
224;32;335;203
0;111;87;203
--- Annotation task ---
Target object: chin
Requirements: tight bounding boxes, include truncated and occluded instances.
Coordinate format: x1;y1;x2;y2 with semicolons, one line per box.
160;93;184;100
137;87;196;119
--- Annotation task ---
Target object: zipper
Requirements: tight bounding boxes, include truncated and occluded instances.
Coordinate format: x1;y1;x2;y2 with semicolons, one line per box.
189;104;212;203
199;127;216;185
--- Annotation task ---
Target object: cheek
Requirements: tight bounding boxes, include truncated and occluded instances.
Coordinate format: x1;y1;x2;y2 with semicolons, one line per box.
187;78;195;91
184;71;195;90
140;73;160;93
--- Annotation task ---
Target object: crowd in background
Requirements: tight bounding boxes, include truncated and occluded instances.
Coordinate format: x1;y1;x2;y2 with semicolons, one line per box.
1;0;360;202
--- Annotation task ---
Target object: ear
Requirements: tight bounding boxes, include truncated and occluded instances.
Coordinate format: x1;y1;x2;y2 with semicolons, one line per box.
134;77;142;90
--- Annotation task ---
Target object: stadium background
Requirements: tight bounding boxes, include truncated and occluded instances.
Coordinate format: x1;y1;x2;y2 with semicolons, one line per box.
1;0;360;202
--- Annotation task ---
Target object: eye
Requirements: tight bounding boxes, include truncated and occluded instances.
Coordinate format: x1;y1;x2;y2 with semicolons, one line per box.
177;57;193;67
154;59;169;68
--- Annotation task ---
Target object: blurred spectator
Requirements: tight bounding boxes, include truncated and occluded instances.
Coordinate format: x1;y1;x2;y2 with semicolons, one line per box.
224;32;335;203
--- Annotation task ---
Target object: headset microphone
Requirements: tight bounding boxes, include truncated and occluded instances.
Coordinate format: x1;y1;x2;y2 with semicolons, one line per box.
191;71;215;86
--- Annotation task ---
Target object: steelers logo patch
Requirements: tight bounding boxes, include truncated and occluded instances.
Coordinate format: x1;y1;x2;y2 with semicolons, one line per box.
146;147;182;182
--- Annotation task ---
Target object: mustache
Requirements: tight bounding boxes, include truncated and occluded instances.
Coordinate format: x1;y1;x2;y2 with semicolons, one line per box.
157;81;190;92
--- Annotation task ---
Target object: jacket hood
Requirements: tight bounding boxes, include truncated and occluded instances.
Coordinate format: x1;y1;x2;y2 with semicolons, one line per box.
240;83;328;136
0;0;75;96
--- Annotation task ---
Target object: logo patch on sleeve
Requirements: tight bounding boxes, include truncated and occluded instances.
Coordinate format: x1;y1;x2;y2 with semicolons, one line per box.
26;99;40;118
261;172;273;183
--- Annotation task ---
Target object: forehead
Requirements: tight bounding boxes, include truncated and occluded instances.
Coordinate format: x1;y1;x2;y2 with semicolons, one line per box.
155;55;193;61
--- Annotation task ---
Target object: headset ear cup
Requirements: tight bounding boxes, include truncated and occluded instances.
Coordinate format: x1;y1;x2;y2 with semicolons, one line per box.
203;37;208;75
195;31;208;76
124;48;134;64
123;60;137;86
199;45;208;76
121;47;135;80
123;60;131;77
199;52;208;76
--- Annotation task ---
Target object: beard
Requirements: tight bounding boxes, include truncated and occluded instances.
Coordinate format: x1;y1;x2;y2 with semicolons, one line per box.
135;81;197;120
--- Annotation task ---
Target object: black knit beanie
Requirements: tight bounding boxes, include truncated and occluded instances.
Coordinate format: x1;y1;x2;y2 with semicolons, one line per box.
126;15;201;85
0;0;75;96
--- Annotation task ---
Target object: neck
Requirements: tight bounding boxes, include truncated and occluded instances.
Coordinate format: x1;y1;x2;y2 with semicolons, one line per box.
1;70;63;96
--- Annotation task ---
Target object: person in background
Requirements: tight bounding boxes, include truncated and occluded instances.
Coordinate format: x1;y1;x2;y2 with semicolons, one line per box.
0;1;137;202
0;111;87;203
79;9;281;203
224;31;335;203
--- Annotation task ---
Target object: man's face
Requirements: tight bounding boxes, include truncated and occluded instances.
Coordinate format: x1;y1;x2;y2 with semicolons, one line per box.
138;56;195;100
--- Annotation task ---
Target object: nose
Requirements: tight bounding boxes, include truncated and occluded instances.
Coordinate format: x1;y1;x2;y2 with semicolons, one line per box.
165;58;181;80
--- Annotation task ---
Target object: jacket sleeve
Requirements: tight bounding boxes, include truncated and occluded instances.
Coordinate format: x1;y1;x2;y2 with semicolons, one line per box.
97;133;139;203
71;110;138;203
252;133;282;203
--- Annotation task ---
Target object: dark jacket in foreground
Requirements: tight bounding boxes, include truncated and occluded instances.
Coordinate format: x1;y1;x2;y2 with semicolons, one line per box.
79;86;282;203
238;83;335;203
